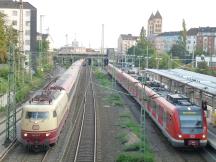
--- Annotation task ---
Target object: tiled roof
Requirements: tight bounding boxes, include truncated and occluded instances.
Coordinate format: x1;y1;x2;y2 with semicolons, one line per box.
148;13;154;21
187;28;199;36
157;31;180;37
198;27;216;33
187;27;216;36
154;10;162;19
120;34;138;40
0;1;36;10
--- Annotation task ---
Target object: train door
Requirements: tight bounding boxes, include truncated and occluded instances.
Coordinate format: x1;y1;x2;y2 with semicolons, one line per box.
155;103;159;120
163;109;167;128
166;113;175;136
158;106;163;126
151;101;157;118
166;113;172;132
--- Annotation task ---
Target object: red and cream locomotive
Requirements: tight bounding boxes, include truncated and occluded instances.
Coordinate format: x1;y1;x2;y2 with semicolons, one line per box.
19;59;84;151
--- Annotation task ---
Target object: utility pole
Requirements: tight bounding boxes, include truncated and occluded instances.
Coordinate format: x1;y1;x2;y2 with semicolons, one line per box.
146;46;149;69
28;52;32;82
5;44;16;145
101;24;104;54
65;34;68;47
39;15;44;70
140;73;147;152
18;0;24;83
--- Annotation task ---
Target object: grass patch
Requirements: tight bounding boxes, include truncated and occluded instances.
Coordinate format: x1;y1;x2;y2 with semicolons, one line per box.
94;68;123;107
94;68;111;87
116;132;128;144
0;78;8;94
104;94;123;107
120;112;131;117
116;152;154;162
0;106;6;113
124;143;141;151
120;112;140;136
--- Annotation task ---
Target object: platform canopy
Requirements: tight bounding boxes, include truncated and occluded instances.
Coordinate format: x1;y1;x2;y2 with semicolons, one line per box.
145;69;216;96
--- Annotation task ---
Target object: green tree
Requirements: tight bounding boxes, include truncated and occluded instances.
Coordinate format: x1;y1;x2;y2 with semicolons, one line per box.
0;13;18;64
36;39;50;53
139;26;146;45
170;19;189;63
128;27;156;68
181;19;187;49
159;53;170;69
194;47;205;56
0;13;7;63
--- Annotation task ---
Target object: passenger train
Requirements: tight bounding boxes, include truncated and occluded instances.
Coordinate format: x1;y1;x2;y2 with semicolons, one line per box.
107;64;208;147
20;59;84;151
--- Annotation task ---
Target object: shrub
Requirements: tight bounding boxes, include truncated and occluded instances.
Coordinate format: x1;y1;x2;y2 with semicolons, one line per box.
116;152;154;162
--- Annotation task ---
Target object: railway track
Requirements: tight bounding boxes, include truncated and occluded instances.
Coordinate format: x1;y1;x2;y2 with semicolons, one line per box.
74;69;96;162
1;140;48;162
61;65;97;162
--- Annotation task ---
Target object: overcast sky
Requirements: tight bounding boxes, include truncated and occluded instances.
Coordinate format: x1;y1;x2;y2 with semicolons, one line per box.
27;0;215;49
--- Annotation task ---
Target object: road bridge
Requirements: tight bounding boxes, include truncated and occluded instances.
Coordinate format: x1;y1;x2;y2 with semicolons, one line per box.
54;52;108;65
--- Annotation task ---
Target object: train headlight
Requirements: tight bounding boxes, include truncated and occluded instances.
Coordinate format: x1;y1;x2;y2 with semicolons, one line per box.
24;133;28;137
46;133;50;137
202;134;206;138
178;134;182;138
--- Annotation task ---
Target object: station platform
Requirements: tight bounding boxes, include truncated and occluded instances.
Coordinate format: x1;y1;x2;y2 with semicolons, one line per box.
207;110;216;149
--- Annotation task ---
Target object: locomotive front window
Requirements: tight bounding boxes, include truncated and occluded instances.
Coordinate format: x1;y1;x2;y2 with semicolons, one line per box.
179;110;203;134
26;112;49;120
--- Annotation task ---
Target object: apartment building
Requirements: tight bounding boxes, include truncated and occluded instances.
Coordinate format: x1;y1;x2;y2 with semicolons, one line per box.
0;0;37;67
118;34;138;54
154;31;180;54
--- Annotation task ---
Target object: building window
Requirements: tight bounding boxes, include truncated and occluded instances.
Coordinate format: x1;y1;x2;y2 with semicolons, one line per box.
12;20;17;26
26;11;30;16
25;40;30;45
25;21;30;26
25;30;30;35
12;10;17;16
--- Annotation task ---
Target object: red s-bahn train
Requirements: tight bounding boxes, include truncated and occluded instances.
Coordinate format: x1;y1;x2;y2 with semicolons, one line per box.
107;64;207;147
19;59;84;151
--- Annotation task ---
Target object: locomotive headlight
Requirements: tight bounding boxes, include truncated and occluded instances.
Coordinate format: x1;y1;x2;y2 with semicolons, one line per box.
178;134;182;138
202;134;206;138
46;133;50;137
24;133;28;137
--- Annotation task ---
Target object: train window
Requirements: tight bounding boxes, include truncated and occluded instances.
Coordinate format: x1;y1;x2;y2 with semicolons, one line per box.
53;111;57;117
179;110;203;134
26;112;49;120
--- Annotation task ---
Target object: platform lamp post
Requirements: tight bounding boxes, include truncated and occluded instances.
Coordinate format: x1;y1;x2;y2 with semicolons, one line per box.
146;45;149;69
192;41;195;68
